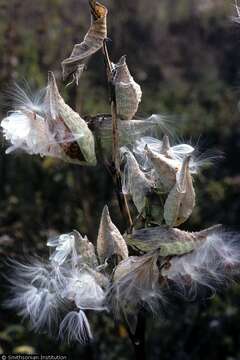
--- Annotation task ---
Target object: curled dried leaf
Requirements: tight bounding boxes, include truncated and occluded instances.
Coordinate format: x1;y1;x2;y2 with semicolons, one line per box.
97;206;128;264
164;156;195;227
62;1;108;84
113;56;142;120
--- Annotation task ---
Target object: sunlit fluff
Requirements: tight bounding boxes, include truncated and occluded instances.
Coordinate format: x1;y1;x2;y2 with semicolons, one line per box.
5;230;109;343
163;230;240;299
133;136;208;174
1;83;85;162
5;259;64;334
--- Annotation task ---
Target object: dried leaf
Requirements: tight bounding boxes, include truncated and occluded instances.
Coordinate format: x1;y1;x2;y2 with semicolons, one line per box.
62;1;108;84
113;55;142;120
164;156;195;226
46;72;97;165
97;206;128;263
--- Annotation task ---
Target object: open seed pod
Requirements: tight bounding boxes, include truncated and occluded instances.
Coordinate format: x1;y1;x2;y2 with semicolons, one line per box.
121;146;154;214
45;72;97;166
89;114;166;159
164;156;196;227
126;225;222;255
113;55;142;120
111;251;161;334
145;144;179;192
97;206;128;264
62;0;108;84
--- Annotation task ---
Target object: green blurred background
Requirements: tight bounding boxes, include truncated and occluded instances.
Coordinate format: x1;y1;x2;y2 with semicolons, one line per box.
0;0;240;359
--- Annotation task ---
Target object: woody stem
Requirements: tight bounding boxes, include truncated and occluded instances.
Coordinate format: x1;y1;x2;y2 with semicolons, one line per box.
102;40;133;231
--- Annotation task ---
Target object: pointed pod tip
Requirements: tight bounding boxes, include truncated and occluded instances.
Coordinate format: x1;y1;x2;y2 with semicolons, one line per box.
102;205;110;218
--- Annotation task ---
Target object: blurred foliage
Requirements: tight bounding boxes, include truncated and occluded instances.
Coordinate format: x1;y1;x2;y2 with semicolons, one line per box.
0;0;240;359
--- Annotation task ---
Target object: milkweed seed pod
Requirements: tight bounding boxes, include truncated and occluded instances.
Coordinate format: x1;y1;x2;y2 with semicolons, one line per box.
126;224;222;255
111;251;162;334
113;55;142;120
62;0;108;84
120;146;154;214
97;206;128;264
162;229;240;299
164;156;196;227
46;72;97;166
90;114;166;159
145;144;179;192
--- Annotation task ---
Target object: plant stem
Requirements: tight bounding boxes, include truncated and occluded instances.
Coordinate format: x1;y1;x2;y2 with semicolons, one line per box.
127;312;146;360
102;39;144;358
102;40;133;230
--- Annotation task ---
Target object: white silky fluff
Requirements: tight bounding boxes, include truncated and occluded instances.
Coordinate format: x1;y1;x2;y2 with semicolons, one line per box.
1;84;84;159
133;136;213;175
48;233;77;266
232;0;240;23
1;111;56;156
162;231;240;299
110;252;165;334
5;259;64;334
59;310;93;344
62;269;107;311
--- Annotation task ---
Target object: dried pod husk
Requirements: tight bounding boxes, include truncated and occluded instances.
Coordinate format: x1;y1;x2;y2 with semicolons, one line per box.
111;251;162;334
121;147;154;214
162;227;240;298
46;72;97;166
97;206;128;264
62;1;108;84
90;114;166;159
145;145;179;192
74;231;99;268
126;225;222;256
113;56;142;120
164;156;195;227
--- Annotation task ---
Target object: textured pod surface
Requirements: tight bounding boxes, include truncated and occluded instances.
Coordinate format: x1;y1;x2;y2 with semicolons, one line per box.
46;72;97;165
62;1;107;84
145;145;179;192
97;206;128;263
113;56;142;120
164;156;195;226
121;147;153;213
126;225;221;256
112;251;161;334
90;114;166;158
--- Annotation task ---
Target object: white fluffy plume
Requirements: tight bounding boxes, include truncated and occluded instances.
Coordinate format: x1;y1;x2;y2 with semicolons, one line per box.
59;310;93;344
163;230;240;298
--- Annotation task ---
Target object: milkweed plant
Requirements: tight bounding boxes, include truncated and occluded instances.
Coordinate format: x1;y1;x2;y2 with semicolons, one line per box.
1;0;240;356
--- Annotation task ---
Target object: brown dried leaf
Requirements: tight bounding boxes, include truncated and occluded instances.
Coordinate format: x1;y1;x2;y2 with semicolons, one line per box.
62;1;108;84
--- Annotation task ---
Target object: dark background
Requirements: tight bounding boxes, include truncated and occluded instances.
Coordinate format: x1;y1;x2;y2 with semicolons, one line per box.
0;0;240;359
